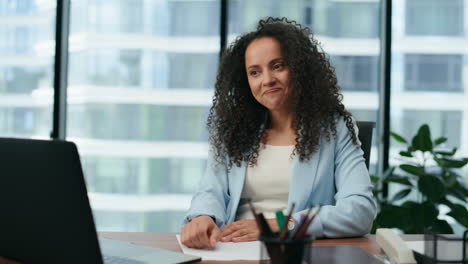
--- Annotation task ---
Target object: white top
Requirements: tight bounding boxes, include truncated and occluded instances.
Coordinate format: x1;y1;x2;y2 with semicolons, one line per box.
235;144;295;220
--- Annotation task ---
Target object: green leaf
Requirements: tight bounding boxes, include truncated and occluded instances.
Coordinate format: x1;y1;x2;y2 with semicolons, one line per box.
447;181;468;202
370;175;380;184
434;147;457;156
385;174;413;186
370;221;378;234
400;164;425;176
390;132;408;144
434;137;447;146
420;202;439;227
455;181;468;197
400;201;439;233
373;190;383;201
418;175;446;202
446;203;468;227
411;124;433;152
391;188;412;203
447;189;467;203
435;157;468;168
440;198;454;208
431;220;454;234
382;167;396;180
374;204;410;229
443;172;458;187
400;201;414;211
399;151;413;157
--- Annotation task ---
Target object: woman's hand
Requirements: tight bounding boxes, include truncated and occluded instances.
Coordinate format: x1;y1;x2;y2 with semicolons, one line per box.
181;215;221;249
220;218;279;242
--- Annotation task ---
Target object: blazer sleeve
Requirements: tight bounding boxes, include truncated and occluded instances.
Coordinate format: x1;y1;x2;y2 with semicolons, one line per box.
181;147;230;228
293;118;377;238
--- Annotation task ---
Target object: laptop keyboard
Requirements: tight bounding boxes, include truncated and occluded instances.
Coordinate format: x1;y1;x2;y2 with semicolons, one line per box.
103;255;146;264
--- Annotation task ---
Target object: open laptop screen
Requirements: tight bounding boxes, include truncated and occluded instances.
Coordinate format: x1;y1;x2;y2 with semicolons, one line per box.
0;138;103;263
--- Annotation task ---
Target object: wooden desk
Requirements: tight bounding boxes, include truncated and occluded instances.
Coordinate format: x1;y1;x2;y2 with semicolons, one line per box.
98;232;423;263
0;233;424;264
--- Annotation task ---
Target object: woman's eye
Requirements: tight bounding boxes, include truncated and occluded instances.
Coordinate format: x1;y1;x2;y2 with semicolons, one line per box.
273;63;283;70
250;71;258;76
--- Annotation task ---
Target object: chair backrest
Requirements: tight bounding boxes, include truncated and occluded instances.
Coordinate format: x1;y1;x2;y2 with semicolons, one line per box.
356;121;375;170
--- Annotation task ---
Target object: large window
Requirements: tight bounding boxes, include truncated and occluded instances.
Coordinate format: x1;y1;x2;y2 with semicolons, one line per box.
391;0;468;233
0;0;55;138
67;104;209;141
67;0;219;232
392;0;468;154
2;0;466;234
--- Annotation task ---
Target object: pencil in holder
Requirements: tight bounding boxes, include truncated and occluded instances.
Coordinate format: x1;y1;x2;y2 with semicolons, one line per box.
258;234;313;264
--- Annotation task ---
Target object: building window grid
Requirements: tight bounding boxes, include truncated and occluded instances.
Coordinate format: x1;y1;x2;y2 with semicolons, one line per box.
328;2;379;38
404;54;463;92
406;0;464;36
0;26;38;55
331;56;379;91
0;0;35;15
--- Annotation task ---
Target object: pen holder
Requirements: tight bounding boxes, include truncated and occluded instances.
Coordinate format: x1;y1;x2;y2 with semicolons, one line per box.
258;234;313;264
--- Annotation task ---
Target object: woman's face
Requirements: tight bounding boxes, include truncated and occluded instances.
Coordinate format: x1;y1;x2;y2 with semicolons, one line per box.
245;37;292;112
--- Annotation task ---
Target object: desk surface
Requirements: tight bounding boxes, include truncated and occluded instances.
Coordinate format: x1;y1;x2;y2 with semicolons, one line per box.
0;233;424;264
99;232;423;263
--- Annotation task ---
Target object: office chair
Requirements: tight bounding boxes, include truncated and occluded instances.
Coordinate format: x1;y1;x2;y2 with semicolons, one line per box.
356;121;375;170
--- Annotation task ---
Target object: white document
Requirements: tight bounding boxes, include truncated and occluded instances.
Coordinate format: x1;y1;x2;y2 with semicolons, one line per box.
405;241;424;255
176;234;268;260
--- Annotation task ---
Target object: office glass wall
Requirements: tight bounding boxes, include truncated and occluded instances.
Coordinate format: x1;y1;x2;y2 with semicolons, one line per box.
0;0;55;138
67;0;219;232
390;0;468;232
391;0;468;170
229;0;381;173
4;0;465;233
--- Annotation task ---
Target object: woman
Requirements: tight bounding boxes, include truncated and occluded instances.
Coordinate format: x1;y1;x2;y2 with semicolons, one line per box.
180;17;376;249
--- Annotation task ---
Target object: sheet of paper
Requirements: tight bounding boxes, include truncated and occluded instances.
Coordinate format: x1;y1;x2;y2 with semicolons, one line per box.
176;234;268;260
405;241;424;254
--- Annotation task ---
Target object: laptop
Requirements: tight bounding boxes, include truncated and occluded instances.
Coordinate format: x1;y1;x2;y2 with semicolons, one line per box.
0;137;201;264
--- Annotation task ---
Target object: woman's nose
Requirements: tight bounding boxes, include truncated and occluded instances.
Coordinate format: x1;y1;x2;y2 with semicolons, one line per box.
262;71;276;86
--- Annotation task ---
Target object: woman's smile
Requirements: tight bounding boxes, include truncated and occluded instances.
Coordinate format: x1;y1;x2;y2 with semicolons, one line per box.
263;88;282;95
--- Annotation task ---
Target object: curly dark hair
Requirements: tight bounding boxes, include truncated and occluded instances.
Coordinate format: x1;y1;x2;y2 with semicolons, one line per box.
207;17;358;170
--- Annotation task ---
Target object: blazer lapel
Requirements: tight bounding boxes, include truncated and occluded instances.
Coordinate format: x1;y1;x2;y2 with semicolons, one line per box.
288;145;321;212
227;162;247;223
227;144;321;222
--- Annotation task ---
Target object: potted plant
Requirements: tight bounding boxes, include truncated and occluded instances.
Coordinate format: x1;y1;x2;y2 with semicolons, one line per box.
371;124;468;233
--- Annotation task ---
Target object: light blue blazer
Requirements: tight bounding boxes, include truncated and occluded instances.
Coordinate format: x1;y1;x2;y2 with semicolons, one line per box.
182;118;377;238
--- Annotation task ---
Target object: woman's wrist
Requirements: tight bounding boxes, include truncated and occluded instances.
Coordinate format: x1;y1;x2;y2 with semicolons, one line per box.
191;215;216;223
